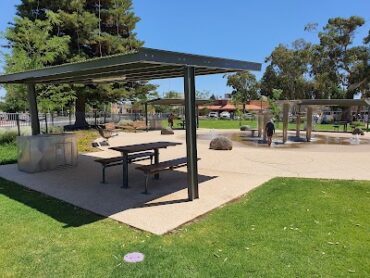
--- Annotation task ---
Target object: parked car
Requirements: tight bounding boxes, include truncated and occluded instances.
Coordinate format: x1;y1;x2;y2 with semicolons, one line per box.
219;111;231;119
208;112;219;119
242;113;255;120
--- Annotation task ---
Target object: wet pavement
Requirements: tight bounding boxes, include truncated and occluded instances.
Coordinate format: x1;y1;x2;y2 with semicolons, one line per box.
196;130;370;149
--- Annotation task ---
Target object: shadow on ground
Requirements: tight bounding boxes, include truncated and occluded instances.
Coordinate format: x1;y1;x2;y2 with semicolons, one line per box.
0;177;104;228
0;154;217;228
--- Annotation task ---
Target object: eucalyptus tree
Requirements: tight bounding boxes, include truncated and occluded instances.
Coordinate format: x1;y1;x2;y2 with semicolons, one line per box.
310;16;367;98
260;39;312;100
225;71;258;113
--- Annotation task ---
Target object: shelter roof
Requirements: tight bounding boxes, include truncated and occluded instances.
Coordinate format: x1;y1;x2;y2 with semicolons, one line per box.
0;48;261;85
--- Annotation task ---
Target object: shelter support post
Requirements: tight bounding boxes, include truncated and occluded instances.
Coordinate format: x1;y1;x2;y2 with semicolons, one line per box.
27;83;40;135
184;66;199;200
257;113;263;137
296;105;301;138
145;102;148;132
263;113;270;142
196;106;199;129
282;103;289;143
306;107;313;142
367;106;370;132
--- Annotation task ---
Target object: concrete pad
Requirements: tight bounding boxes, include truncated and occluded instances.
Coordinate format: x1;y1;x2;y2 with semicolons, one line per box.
1;129;370;235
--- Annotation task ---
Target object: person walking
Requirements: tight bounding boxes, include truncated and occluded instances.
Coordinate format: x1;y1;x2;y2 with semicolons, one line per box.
167;113;175;129
265;119;275;147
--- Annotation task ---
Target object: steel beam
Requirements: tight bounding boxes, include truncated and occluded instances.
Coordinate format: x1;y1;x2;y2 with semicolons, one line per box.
27;84;40;135
0;48;261;84
184;66;199;200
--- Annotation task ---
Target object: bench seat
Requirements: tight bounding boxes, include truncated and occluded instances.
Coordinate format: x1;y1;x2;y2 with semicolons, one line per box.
95;151;154;183
136;157;200;194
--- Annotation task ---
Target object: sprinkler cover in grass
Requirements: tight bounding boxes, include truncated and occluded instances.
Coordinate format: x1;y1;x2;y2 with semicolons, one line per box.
124;252;145;263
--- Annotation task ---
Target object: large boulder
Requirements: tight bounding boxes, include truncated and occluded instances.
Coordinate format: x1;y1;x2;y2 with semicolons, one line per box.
210;136;233;150
161;127;174;135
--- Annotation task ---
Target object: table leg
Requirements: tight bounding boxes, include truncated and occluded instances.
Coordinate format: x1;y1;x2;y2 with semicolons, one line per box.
121;154;129;189
154;148;159;180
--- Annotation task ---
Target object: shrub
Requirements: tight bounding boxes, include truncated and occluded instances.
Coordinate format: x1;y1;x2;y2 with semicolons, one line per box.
47;126;64;134
0;131;18;145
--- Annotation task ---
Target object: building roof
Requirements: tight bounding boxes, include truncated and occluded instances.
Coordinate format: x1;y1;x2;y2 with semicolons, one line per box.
199;99;269;111
0;48;261;85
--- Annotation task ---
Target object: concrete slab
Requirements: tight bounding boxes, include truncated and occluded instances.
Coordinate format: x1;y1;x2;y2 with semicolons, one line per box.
1;129;370;235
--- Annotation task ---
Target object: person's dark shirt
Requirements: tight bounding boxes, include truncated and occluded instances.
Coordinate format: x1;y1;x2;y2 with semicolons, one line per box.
265;122;275;134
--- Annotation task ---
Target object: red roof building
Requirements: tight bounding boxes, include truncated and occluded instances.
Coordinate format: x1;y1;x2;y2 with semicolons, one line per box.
199;99;269;113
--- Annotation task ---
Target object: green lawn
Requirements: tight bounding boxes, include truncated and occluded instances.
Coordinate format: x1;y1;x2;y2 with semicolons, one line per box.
0;177;369;277
0;143;17;165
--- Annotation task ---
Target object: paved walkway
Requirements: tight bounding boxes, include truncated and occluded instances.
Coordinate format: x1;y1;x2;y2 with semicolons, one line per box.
1;129;369;234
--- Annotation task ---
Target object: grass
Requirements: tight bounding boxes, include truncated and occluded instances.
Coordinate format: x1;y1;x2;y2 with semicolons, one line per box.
0;177;369;277
0;143;17;165
74;129;100;153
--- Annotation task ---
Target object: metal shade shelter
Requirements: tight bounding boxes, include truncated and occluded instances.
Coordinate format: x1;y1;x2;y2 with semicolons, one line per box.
0;47;261;201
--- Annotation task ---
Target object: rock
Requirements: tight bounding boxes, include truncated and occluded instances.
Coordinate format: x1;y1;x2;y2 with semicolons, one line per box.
240;125;251;131
118;119;134;127
161;127;174;135
352;127;364;136
210;136;233;150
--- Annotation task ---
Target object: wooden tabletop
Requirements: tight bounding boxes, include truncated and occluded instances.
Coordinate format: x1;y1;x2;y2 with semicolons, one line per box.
110;141;182;154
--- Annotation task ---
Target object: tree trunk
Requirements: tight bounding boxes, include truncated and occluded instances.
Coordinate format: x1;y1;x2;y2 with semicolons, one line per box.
74;94;89;128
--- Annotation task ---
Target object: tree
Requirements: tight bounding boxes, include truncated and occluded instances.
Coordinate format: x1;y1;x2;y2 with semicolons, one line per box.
5;0;152;127
268;89;282;122
310;16;367;98
163;91;183;99
348;30;370;97
260;40;312;100
2;15;71;112
196;90;210;99
225;71;258;112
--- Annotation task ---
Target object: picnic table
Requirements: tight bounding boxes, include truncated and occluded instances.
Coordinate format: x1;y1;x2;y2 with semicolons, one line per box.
110;141;182;188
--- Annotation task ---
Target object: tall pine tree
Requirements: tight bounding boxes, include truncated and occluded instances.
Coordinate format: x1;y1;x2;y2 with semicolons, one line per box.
4;0;156;126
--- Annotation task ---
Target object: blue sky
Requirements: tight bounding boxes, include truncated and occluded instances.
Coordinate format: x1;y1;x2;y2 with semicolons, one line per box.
1;0;369;98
